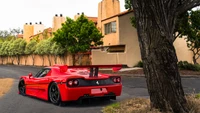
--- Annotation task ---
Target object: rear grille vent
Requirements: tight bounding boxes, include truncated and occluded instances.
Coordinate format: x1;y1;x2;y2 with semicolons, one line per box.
77;78;114;86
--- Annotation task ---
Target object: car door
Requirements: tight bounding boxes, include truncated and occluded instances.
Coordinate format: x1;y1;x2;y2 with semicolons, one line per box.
26;68;50;97
35;68;51;100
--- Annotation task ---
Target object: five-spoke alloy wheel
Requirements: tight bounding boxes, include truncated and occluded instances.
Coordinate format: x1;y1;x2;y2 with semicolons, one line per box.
49;82;61;105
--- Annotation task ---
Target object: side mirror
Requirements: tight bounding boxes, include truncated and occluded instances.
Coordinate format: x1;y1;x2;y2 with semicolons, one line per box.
28;73;33;78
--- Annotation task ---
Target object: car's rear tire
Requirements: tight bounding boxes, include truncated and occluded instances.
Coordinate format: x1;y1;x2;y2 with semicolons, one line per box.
48;82;62;106
18;79;26;96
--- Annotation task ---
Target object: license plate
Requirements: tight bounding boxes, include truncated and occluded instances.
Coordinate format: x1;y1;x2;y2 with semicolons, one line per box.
91;88;107;94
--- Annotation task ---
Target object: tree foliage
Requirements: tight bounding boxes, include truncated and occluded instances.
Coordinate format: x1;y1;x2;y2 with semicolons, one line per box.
35;39;47;66
43;38;53;66
51;41;66;64
9;38;26;65
177;10;200;64
53;14;103;65
25;39;38;65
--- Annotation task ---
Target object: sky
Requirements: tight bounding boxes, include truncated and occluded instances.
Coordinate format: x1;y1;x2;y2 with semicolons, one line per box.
0;0;126;31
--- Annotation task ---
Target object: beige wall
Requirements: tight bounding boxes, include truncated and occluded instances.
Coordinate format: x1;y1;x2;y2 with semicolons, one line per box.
101;17;119;46
0;53;92;67
91;49;127;65
174;37;193;63
33;24;44;35
23;24;34;42
52;15;66;32
74;13;81;20
0;54;73;66
118;13;141;67
92;12;141;67
93;10;194;67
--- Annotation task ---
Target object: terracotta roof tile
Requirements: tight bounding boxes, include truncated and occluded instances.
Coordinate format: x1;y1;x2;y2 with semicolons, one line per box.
17;34;23;38
29;27;52;38
101;10;134;21
87;17;98;23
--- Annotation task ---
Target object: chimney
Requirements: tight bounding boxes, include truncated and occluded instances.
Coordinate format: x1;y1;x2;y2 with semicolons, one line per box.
60;14;63;17
55;14;58;17
30;22;32;25
39;22;42;24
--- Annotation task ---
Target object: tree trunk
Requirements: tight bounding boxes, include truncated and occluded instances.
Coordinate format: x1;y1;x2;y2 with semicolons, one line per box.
53;55;57;64
41;55;44;66
31;55;35;66
24;55;28;65
62;55;66;64
11;56;14;65
17;55;20;65
193;55;197;64
1;56;4;64
47;55;51;66
72;54;76;66
142;40;188;112
78;54;83;65
132;0;189;112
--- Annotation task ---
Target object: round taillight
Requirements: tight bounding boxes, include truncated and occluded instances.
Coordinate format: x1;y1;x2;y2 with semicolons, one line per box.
73;80;79;85
113;78;117;83
117;77;121;83
68;80;73;86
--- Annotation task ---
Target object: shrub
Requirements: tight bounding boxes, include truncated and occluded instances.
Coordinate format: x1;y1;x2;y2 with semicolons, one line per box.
186;94;200;113
134;61;143;68
178;61;200;71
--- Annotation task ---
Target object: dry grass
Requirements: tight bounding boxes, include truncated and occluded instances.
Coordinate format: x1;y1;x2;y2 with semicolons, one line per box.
0;78;14;97
102;94;200;113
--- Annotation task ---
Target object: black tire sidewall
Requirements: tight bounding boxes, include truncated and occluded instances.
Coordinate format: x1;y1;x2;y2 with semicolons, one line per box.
49;82;61;105
18;79;26;96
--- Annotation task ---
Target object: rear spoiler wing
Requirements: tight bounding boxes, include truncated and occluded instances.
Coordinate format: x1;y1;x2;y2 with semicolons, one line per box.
54;64;126;77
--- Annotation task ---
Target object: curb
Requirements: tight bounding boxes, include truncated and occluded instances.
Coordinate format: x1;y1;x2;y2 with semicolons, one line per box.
110;74;200;78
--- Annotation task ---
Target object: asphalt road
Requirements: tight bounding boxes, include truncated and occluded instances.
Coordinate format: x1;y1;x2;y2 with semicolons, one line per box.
0;65;200;113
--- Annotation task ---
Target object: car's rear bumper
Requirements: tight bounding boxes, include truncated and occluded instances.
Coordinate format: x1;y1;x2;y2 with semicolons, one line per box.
58;84;122;101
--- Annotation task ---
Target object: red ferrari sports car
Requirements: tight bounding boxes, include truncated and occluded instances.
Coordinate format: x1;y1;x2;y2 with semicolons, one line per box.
18;64;122;105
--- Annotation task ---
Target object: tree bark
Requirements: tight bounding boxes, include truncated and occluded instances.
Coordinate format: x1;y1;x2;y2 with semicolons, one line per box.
53;55;57;64
17;55;20;65
47;55;51;66
131;0;190;112
31;55;35;66
72;54;76;66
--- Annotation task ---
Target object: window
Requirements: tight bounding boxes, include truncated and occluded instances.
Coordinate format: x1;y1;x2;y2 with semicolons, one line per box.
34;68;51;78
104;21;116;35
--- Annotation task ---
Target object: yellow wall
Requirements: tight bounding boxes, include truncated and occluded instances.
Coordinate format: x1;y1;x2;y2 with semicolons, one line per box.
101;17;119;46
23;24;34;42
97;0;120;31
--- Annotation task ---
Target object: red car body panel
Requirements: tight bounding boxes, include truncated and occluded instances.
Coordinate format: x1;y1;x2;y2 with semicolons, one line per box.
19;64;123;102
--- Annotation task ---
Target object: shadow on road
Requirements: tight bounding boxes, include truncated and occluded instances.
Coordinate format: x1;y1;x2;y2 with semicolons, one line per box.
23;95;117;108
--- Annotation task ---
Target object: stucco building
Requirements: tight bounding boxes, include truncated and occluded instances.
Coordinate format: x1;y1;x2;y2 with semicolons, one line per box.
91;0;193;67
